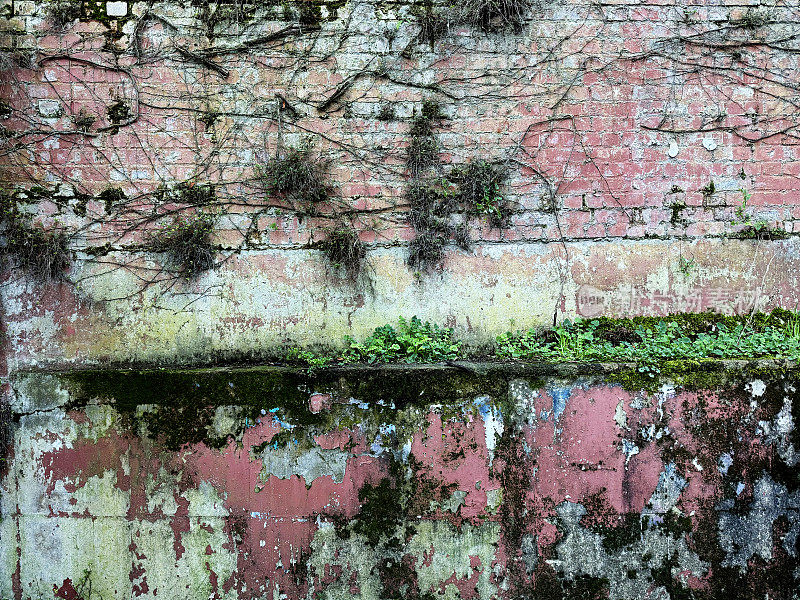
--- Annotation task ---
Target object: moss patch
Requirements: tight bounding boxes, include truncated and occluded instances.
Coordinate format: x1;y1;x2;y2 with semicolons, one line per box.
59;365;517;450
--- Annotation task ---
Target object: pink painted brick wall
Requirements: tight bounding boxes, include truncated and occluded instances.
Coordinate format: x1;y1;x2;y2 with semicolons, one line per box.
1;0;798;251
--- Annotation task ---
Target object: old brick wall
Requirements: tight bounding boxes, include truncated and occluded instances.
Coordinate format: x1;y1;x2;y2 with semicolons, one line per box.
2;4;800;597
0;0;800;367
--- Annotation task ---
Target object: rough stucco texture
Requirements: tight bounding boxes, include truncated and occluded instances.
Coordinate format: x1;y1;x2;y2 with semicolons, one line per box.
2;1;800;366
1;367;798;599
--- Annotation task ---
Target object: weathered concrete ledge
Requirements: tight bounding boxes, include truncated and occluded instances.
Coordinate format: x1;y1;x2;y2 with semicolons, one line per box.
1;363;798;599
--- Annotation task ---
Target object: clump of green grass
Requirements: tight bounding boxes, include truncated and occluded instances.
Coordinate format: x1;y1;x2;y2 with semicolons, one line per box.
403;98;514;269
406;161;511;269
174;181;215;206
4;224;71;281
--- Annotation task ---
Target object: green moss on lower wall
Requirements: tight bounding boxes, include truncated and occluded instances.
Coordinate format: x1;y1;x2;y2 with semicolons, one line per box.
22;359;796;454
58;365;537;450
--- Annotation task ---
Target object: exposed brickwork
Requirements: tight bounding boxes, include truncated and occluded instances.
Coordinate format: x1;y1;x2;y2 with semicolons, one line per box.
1;6;800;595
2;0;799;255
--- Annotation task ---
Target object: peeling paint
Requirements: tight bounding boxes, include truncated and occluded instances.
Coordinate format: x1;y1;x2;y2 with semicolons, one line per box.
1;368;798;599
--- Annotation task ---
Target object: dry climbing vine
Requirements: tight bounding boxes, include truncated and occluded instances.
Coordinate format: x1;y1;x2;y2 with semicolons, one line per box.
0;0;796;320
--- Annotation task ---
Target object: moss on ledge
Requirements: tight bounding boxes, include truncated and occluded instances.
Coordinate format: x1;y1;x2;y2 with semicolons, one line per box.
40;358;800;410
17;308;800;450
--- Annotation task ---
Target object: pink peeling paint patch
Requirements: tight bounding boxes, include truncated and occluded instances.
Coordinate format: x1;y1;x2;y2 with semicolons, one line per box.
182;415;387;597
308;393;330;414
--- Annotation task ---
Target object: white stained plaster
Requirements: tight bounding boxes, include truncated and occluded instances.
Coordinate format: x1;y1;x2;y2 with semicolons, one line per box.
106;2;128;17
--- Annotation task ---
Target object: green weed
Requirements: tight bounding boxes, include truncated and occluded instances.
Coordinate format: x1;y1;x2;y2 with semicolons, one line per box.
342;316;461;363
496;310;800;377
276;310;800;374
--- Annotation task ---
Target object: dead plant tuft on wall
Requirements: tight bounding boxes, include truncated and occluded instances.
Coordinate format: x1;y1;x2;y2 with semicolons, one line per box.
0;192;71;281
407;99;445;176
259;147;333;209
318;223;366;281
46;1;82;31
449;159;511;227
460;0;532;31
147;214;216;278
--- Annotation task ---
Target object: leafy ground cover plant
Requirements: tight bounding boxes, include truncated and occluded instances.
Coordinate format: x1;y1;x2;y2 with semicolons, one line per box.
287;310;800;374
496;309;800;377
342;316;462;363
286;347;331;370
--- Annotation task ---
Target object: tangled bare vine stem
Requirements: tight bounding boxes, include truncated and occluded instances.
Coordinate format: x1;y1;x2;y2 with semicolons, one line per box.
0;0;796;314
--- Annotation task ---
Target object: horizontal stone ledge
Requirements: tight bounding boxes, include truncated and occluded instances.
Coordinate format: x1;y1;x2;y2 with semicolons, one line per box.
12;357;798;376
8;358;798;414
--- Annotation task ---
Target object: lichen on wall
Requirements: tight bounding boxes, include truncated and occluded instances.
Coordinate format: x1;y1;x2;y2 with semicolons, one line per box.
551;501;708;600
